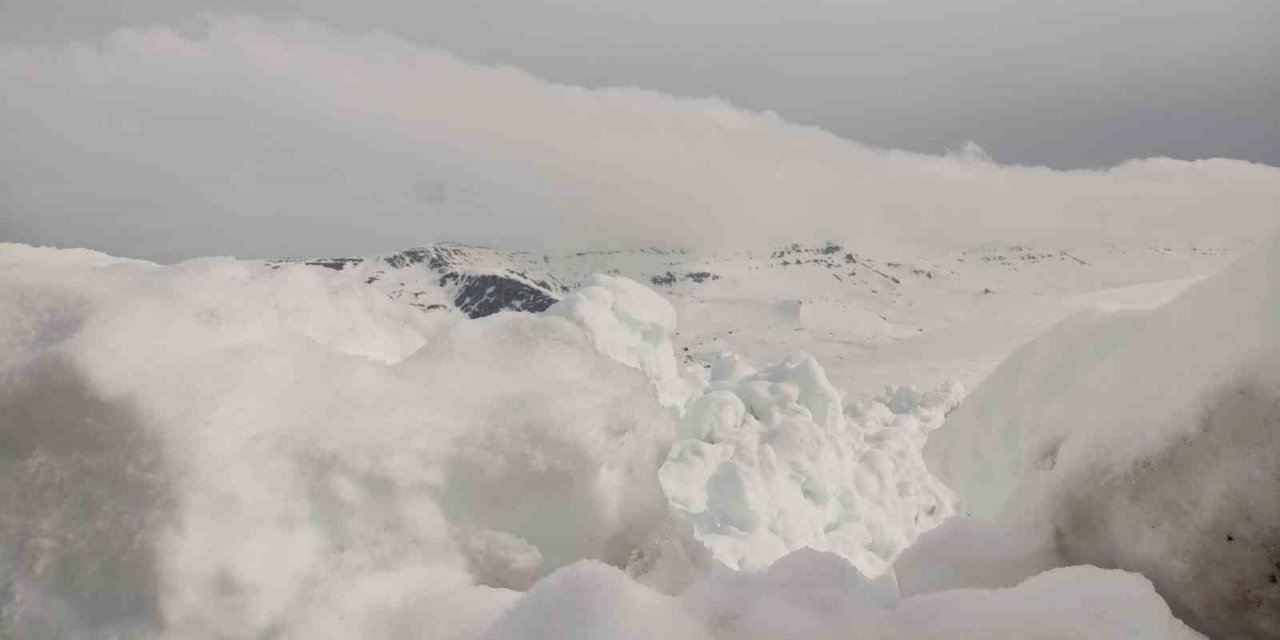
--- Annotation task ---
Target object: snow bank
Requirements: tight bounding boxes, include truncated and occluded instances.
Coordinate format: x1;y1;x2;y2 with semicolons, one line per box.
880;565;1204;640
480;552;1201;640
923;305;1154;518
920;234;1280;638
0;244;156;367
1;242;1222;640
0;246;704;639
660;351;962;574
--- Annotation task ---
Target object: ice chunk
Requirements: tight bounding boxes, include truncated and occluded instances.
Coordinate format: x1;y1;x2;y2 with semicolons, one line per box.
548;274;705;409
660;352;961;574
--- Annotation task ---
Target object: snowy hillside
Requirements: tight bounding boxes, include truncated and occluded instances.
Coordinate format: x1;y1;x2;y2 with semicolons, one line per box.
917;232;1280;639
278;238;1244;398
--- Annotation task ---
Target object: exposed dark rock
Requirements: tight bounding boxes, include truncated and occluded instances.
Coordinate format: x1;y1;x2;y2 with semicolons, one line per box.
651;272;677;286
438;273;560;319
379;245;564;318
683;272;719;284
304;258;363;271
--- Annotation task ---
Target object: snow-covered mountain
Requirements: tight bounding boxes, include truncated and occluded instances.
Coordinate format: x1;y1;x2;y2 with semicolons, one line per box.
270;244;565;318
276;239;1244;397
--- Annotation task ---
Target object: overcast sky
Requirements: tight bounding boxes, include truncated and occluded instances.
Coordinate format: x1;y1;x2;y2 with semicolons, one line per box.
1;2;1277;260
4;0;1276;168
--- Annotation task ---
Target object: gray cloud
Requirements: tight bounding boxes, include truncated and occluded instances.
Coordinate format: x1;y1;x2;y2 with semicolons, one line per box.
1;0;1277;169
1;17;1277;261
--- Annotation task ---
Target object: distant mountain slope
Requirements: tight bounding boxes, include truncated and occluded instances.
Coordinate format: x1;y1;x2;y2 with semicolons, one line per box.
271;244;565;319
278;239;1245;397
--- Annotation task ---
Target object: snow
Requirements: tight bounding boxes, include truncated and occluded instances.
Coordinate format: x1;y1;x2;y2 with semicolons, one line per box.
919;234;1280;638
894;514;1062;596
4;19;1278;640
660;353;961;575
923;305;1156;518
881;566;1204;640
5;237;1272;640
547;273;704;408
480;553;1201;640
1;247;699;638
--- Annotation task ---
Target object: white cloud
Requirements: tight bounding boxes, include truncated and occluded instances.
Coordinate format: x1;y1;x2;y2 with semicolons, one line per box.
2;16;1278;260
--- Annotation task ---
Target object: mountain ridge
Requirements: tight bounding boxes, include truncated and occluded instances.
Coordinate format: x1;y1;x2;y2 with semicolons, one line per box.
270;239;1243;397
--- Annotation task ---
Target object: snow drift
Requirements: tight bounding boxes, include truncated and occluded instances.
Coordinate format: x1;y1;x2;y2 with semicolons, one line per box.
0;245;705;638
0;241;1234;640
481;555;1201;640
920;234;1280;639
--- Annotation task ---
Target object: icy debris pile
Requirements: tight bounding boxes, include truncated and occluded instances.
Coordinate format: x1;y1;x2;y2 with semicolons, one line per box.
551;275;961;575
918;235;1280;639
660;350;962;574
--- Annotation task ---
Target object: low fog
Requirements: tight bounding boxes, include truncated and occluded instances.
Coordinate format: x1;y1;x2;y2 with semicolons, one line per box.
2;17;1278;261
3;0;1278;169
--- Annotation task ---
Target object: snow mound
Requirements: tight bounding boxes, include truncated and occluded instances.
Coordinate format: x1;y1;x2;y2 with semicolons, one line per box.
548;275;956;576
881;565;1204;640
660;350;962;574
0;248;704;639
481;552;1201;640
923;305;1154;518
920;234;1280;639
0;242;1222;640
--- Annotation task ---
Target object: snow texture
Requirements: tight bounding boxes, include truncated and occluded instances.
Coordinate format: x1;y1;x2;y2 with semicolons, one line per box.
547;273;705;409
481;554;1201;640
1;240;1244;640
920;234;1280;639
660;353;961;574
0;246;703;639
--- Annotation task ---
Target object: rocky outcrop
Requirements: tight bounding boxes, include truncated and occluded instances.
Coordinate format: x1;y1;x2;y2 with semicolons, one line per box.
382;245;563;318
440;272;560;319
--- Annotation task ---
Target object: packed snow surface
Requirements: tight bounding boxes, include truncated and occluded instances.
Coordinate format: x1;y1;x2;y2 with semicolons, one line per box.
921;234;1280;639
482;556;1201;640
7;239;1269;639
